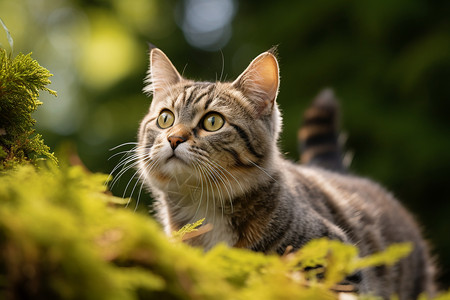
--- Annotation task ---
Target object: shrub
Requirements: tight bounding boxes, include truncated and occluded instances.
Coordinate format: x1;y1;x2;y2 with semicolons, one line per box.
0;48;57;171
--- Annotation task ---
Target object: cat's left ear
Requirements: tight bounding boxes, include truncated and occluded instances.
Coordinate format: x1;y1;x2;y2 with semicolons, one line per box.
144;46;183;96
232;51;280;115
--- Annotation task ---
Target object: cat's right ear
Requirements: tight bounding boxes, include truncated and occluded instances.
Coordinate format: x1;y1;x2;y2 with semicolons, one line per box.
144;47;182;96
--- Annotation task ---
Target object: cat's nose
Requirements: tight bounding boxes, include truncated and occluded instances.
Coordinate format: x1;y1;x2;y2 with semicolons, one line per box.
168;135;187;150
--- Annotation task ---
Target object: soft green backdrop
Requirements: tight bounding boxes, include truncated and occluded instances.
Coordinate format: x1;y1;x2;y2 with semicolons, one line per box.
1;0;449;287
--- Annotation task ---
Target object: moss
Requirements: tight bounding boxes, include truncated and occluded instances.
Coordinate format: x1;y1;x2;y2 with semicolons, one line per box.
0;164;425;300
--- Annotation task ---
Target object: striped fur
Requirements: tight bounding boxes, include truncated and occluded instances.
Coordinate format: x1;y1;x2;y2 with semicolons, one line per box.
299;88;345;172
136;47;436;299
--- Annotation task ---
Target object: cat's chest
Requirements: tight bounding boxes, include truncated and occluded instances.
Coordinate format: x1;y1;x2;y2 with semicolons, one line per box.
162;176;238;249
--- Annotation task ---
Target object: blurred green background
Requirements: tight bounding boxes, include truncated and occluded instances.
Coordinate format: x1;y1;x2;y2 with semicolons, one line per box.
1;0;449;288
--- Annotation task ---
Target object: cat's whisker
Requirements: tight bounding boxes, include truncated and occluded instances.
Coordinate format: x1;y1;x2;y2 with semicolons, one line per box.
111;150;151;192
200;159;233;217
126;161;149;200
135;179;148;212
192;163;206;217
107;144;144;161
202;161;225;220
192;153;226;203
124;155;163;207
110;152;145;175
123;167;144;201
111;145;150;169
207;159;238;197
110;157;145;189
128;161;152;211
191;152;239;214
196;160;215;223
219;50;225;82
246;159;277;182
106;143;141;186
109;142;139;151
191;151;231;190
191;162;205;221
201;164;213;222
108;149;135;161
208;158;245;209
108;146;149;185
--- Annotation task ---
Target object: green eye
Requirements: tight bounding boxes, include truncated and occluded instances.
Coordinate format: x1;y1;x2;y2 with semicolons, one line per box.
203;113;224;132
157;110;175;129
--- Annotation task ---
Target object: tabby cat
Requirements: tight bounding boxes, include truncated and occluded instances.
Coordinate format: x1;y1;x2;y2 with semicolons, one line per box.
136;46;435;298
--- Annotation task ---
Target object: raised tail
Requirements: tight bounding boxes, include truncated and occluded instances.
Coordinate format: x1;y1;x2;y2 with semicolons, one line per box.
298;88;348;172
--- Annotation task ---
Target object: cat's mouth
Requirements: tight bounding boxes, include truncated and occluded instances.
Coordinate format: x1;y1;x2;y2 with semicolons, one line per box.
166;154;188;165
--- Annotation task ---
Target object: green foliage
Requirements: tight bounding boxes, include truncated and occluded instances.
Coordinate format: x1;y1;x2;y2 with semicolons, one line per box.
0;48;57;170
172;218;207;241
287;239;413;288
0;166;404;299
3;164;449;299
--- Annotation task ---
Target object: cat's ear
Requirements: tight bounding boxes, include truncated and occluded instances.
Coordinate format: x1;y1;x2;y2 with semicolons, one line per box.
144;46;182;96
232;51;279;115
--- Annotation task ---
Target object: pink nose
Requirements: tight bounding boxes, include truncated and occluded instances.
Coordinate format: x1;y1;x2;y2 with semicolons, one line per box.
168;135;187;150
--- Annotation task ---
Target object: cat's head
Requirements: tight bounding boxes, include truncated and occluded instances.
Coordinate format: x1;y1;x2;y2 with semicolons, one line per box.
137;47;282;193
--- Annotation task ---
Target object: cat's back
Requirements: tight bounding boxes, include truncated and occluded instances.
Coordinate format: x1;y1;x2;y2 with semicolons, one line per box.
284;161;436;297
291;162;419;242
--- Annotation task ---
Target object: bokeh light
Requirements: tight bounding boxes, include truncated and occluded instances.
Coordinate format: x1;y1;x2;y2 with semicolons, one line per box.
177;0;236;51
77;10;140;89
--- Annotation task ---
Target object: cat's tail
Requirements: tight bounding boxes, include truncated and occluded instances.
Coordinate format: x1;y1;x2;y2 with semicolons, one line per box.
298;88;349;172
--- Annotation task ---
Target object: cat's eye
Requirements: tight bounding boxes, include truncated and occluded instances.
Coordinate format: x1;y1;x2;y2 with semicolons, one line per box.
203;113;224;132
157;110;175;129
